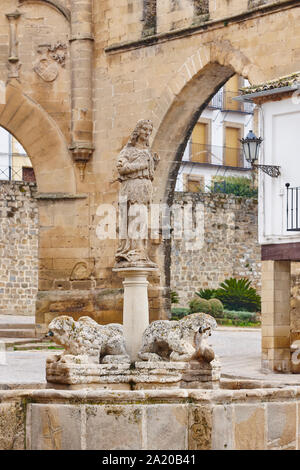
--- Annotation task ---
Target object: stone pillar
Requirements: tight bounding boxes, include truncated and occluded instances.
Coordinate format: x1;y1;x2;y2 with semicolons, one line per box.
114;268;157;363
261;261;291;373
69;0;94;180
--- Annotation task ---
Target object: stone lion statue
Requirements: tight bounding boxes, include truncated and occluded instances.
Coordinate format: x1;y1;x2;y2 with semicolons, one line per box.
48;316;130;364
138;313;217;363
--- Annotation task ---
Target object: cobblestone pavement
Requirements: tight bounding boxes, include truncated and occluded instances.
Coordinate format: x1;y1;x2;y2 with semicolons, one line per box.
1;328;300;386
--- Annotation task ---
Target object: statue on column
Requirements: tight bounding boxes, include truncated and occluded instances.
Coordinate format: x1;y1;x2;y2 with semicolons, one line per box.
115;119;159;268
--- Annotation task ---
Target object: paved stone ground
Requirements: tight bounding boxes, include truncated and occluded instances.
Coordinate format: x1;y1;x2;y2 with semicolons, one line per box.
0;315;35;324
1;327;300;387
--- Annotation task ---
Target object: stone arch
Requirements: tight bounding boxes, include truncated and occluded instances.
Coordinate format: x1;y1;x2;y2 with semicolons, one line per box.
18;0;71;21
151;40;265;203
149;40;265;293
0;81;76;193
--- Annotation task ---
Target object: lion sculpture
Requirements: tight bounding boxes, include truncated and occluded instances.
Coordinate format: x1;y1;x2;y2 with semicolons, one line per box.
48;316;130;364
138;313;217;363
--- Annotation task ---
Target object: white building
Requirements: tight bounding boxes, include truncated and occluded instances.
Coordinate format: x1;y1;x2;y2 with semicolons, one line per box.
238;72;300;374
175;75;255;193
0;126;33;181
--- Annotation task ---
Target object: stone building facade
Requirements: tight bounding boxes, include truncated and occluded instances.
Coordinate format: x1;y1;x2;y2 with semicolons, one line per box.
0;181;38;316
0;1;298;333
171;192;260;307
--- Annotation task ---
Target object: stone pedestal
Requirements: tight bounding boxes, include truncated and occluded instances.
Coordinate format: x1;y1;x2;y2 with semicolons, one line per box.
46;355;221;390
113;267;158;363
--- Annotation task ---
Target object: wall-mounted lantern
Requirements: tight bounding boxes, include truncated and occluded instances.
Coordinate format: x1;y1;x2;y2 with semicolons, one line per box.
240;130;280;178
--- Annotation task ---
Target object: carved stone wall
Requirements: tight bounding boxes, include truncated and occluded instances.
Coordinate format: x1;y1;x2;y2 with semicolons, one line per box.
2;388;300;450
0;182;38;316
171;192;261;308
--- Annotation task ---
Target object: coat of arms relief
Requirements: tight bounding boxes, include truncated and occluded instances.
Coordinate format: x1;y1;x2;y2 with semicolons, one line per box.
33;42;67;82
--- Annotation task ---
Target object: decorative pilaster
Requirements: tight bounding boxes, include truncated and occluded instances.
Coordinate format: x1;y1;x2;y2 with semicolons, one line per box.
6;11;21;80
69;0;94;180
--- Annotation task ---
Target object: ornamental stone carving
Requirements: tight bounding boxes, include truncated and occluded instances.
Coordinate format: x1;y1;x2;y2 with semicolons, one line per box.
115;119;159;269
34;42;67;82
138;313;217;363
48;315;130;364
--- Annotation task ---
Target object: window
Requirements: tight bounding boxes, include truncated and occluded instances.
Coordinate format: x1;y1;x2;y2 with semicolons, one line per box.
224;125;242;167
224;75;241;112
143;0;156;36
190;121;210;163
186;176;204;193
22;167;36;183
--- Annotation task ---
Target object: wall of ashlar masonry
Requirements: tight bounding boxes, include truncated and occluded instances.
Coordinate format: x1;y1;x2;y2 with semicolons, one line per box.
170;192;261;308
1;388;300;450
0;182;38;316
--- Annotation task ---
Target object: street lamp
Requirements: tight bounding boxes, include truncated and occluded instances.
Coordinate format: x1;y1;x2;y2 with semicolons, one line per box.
240;130;280;178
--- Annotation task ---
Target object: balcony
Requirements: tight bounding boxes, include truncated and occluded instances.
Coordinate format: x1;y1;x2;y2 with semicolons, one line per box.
189;143;247;168
208;90;255;114
286;184;300;231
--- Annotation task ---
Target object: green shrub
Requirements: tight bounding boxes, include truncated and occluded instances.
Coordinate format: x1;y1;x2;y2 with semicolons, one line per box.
212;176;258;198
189;298;210;314
208;298;224;318
214;278;261;312
196;288;217;300
171;308;189;320
171;291;180;304
224;310;257;323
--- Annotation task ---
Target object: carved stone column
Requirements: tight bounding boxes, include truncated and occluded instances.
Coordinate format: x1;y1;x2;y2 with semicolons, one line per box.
6;11;21;80
69;0;94;180
113;267;158;362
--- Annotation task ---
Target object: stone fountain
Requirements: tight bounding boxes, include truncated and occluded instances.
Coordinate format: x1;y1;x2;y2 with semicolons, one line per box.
46;120;221;390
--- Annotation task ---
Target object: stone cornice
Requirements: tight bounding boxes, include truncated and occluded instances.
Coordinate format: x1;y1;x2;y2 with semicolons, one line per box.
105;0;300;54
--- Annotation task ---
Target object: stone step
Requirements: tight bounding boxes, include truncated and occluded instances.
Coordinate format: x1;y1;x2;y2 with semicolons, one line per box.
0;337;39;345
0;323;35;330
0;329;36;338
13;342;63;351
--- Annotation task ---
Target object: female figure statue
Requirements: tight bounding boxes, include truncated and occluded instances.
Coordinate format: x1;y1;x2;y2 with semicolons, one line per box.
115;119;159;268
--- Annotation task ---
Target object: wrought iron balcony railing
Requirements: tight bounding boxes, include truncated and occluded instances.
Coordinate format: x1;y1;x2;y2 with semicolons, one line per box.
286;184;300;232
188;142;247;168
0;166;35;182
208;90;255;114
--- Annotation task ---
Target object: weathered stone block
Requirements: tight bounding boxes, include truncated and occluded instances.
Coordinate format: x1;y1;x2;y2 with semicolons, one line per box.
86;405;143;450
188;405;212;450
146;405;188;450
234;405;266;450
0;402;25;450
267;403;297;450
212;405;234;450
28;404;82;450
